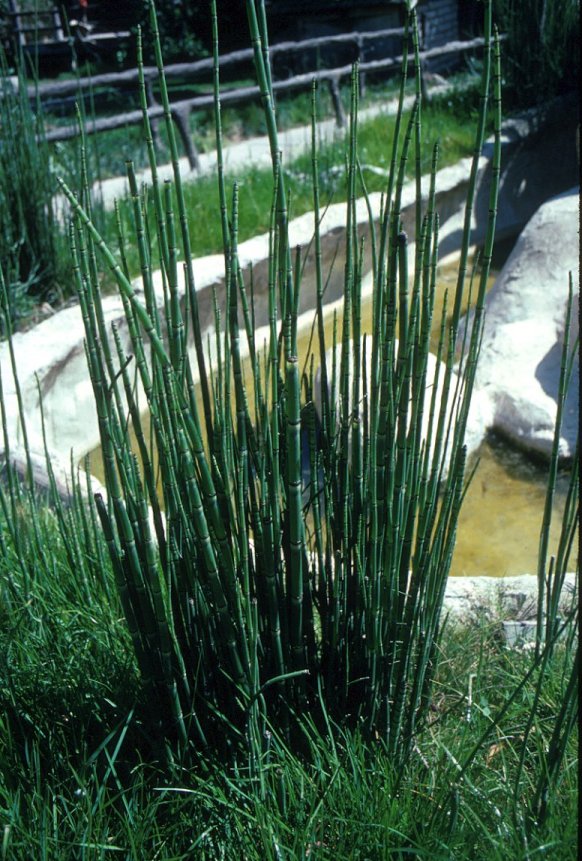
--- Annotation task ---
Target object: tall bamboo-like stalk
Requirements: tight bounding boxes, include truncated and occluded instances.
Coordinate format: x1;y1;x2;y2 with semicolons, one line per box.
535;279;579;657
54;0;511;764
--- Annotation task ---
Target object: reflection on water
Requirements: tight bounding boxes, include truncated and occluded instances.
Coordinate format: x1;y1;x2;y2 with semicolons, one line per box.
86;249;577;578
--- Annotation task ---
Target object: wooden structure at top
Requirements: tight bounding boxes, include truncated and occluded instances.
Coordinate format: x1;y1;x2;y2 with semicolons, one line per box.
266;0;462;71
2;1;130;67
32;27;492;171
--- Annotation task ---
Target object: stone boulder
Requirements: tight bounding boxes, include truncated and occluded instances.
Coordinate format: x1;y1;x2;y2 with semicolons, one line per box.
0;446;106;504
437;95;579;258
462;187;579;459
442;572;578;621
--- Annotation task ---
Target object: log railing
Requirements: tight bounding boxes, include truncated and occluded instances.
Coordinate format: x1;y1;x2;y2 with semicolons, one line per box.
23;28;491;170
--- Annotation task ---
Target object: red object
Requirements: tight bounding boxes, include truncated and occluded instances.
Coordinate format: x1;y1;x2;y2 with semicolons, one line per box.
79;0;88;8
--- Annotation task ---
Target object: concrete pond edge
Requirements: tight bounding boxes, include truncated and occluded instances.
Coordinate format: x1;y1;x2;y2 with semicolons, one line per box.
1;98;578;618
2;106;557;472
0;140;493;469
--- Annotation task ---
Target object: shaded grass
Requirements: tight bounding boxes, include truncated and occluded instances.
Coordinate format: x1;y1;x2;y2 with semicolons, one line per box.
0;500;139;782
0;506;577;860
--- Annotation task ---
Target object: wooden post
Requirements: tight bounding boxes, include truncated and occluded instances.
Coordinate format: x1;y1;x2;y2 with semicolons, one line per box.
172;106;200;171
52;6;65;43
417;12;430;104
8;0;27;48
357;36;366;99
419;58;430;104
328;76;346;128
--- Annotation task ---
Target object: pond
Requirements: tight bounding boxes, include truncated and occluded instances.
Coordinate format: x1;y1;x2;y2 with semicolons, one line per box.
86;246;575;578
451;433;571;577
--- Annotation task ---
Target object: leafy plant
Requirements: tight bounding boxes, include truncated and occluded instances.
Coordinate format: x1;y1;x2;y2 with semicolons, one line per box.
493;0;580;107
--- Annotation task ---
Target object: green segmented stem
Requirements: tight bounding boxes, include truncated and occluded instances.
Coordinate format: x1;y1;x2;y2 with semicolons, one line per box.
311;82;330;446
126;162;163;340
286;349;305;675
136;26;170;276
175;426;247;688
228;183;251;464
0;275;34;492
146;0;213;440
450;0;492;335
61;180;234;565
536;280;578;656
245;0;293;321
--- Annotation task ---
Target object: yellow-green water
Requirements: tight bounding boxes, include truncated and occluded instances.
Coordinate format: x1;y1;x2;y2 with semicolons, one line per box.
451;435;572;577
86;255;576;578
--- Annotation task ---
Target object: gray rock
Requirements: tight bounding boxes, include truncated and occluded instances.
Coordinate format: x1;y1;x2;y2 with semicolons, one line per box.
0;446;106;503
442;572;577;621
461;187;579;459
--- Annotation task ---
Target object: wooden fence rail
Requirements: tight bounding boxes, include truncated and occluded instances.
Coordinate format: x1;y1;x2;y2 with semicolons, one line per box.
30;31;491;171
28;25;406;100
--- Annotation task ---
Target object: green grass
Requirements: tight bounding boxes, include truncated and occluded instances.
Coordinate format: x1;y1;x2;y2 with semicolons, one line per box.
0;505;577;859
107;79;487;281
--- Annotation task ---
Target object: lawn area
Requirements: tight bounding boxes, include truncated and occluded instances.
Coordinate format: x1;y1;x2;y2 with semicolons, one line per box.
106;77;488;280
0;495;577;859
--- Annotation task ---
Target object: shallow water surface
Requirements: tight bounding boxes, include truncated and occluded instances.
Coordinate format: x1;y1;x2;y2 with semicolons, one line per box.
451;435;573;577
86;250;576;578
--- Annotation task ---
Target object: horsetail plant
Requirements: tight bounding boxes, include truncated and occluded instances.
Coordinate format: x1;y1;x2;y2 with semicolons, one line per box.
54;0;505;767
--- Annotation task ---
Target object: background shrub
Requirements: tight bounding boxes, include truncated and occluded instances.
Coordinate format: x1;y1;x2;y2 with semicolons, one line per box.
493;0;580;108
0;59;69;329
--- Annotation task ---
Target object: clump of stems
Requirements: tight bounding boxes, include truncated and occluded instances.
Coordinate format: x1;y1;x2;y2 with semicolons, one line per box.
55;0;511;768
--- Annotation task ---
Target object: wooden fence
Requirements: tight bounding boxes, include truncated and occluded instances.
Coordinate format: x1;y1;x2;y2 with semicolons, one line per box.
4;1;68;49
27;27;491;170
2;1;130;59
